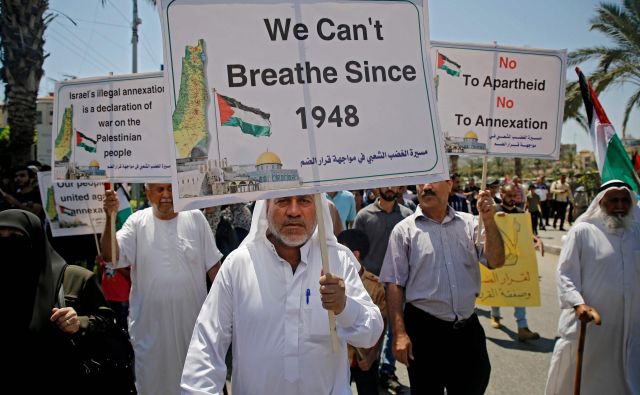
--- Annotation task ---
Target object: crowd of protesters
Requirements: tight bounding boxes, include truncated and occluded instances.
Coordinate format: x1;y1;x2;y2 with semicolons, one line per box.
8;159;639;395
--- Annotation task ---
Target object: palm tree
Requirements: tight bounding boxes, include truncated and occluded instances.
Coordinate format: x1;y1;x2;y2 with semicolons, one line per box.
564;0;640;137
0;0;52;165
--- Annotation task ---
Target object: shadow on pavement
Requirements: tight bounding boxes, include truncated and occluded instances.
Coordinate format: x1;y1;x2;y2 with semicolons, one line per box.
485;335;556;353
477;307;557;353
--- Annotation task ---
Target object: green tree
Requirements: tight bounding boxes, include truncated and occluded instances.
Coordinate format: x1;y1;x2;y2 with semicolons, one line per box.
564;0;640;136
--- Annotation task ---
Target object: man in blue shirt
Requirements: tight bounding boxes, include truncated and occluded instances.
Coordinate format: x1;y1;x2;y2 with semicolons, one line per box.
326;190;357;229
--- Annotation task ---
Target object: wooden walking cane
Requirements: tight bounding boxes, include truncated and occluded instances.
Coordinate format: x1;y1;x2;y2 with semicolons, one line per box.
573;308;601;395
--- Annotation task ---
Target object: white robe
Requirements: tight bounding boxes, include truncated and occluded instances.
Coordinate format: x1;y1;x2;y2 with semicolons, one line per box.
180;235;384;395
117;208;222;395
545;218;640;395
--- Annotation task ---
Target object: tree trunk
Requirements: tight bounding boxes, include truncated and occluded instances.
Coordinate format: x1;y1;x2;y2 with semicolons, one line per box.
450;155;459;174
514;158;522;178
0;0;49;166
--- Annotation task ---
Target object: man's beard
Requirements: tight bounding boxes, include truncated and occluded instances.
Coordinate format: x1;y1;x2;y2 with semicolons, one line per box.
267;216;313;248
380;191;397;202
600;211;631;231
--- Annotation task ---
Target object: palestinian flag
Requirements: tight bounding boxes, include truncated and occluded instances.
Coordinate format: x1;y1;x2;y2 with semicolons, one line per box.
76;130;97;153
115;185;132;231
217;93;271;137
436;51;461;77
576;67;638;192
59;205;76;216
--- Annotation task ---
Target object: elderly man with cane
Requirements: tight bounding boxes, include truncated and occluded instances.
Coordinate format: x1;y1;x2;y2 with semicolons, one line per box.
545;180;640;395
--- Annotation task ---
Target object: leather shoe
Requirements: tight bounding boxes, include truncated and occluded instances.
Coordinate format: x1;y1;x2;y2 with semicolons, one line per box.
380;373;409;392
518;327;540;342
490;316;501;329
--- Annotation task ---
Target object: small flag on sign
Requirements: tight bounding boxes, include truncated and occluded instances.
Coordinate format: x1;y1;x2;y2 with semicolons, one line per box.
59;205;76;216
76;130;97;153
217;93;271;137
437;51;461;77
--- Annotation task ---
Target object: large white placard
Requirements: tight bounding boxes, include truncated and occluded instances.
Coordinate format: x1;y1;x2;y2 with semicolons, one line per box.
160;0;447;210
52;72;173;182
430;41;566;159
37;171;106;237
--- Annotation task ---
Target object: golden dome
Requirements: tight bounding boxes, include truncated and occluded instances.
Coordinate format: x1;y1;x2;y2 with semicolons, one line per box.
89;160;100;168
256;151;282;165
463;130;478;140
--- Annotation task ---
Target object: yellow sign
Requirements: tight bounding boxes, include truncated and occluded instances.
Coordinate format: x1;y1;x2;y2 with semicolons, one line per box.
476;213;541;307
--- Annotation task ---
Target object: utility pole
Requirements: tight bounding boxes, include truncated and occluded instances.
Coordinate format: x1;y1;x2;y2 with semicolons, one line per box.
131;0;142;209
131;0;141;73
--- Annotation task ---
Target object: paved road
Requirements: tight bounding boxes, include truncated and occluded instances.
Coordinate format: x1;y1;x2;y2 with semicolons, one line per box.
364;250;562;395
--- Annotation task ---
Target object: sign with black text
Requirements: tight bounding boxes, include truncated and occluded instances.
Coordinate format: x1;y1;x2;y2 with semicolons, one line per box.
159;0;447;210
431;41;566;158
52;72;173;182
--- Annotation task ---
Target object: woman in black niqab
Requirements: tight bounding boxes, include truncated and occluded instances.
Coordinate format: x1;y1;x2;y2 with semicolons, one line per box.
1;209;68;382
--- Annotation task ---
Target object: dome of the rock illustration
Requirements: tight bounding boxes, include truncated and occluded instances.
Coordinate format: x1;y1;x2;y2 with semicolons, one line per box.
463;131;478;140
256;151;282;166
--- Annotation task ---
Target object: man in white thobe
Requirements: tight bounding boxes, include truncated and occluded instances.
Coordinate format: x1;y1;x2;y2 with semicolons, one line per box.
545;180;640;395
181;195;384;395
102;184;222;395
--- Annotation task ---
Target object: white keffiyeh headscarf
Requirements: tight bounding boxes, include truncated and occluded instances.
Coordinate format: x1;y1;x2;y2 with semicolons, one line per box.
240;194;339;248
574;179;638;226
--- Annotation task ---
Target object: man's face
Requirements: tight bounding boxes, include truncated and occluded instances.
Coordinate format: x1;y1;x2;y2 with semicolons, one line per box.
14;170;30;187
379;186;400;202
145;183;174;216
513;177;520;185
469;178;475;186
417;180;451;211
600;189;632;218
501;187;518;207
267;195;317;247
560;175;566;183
536;177;543;184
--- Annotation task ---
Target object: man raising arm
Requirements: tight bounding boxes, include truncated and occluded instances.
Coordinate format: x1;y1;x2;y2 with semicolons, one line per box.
381;180;504;394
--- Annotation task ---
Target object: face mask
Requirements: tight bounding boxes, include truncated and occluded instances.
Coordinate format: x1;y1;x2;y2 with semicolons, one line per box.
1;235;33;268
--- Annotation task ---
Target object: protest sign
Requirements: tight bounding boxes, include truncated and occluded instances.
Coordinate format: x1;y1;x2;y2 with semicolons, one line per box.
431;41;566;159
476;213;541;307
37;171;106;237
159;0;447;210
52;72;172;182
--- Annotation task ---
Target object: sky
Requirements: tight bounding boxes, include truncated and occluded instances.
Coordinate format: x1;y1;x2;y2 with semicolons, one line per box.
4;0;639;152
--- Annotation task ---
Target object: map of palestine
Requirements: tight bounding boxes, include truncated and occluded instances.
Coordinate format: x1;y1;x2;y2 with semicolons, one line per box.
55;105;73;161
172;39;209;159
46;187;58;221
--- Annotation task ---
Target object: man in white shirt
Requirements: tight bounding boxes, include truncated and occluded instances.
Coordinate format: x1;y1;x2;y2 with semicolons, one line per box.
545;180;639;395
181;194;384;395
102;184;222;395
